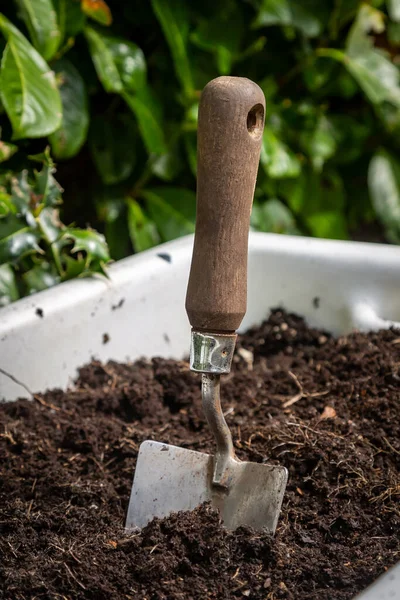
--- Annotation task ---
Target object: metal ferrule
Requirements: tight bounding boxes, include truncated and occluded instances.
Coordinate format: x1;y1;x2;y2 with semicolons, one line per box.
189;330;237;374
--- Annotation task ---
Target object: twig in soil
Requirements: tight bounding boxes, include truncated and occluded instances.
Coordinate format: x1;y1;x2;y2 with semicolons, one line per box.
26;499;34;518
383;437;400;455
0;428;17;445
64;562;86;590
34;394;71;414
281;371;328;408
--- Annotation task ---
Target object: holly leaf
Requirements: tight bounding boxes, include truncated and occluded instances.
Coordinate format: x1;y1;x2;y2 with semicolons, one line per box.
0;263;19;306
63;228;110;264
0;227;42;264
22;260;60;294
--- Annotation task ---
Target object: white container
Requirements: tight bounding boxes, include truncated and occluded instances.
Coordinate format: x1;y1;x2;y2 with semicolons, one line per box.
1;232;399;597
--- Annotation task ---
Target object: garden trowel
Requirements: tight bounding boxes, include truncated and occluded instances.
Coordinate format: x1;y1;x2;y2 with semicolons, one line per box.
125;76;288;533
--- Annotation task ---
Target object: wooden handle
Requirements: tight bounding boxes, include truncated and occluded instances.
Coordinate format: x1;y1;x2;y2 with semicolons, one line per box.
185;76;265;333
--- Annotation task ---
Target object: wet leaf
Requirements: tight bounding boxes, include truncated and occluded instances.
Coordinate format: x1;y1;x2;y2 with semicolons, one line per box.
15;0;61;60
49;59;89;160
0;263;19;306
127;199;160;252
81;0;112;26
85;27;146;93
0;13;62;139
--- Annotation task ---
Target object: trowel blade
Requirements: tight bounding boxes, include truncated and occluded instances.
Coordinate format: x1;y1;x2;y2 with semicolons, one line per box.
125;440;288;533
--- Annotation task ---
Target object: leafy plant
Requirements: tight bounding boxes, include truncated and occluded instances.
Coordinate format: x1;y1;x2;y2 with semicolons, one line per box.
0;0;400;304
0;149;110;306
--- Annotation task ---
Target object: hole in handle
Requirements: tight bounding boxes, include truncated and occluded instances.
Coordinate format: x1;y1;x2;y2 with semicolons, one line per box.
247;104;264;139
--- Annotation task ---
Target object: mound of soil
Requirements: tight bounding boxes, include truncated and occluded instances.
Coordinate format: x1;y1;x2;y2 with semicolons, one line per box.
1;310;399;600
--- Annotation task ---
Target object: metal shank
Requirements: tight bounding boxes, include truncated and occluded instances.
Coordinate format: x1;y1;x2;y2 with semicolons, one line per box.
201;373;238;488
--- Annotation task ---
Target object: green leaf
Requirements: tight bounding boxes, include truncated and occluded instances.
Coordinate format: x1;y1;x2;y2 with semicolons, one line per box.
387;0;400;22
368;150;400;242
183;132;197;176
253;0;323;38
84;26;122;93
251;199;300;234
306;211;348;239
49;59;89;160
124;86;167;155
0;140;18;163
141;187;196;242
0;13;62;139
63;228;110;264
318;5;400;109
55;0;85;40
81;0;112;26
30;150;63;207
191;4;244;75
11;171;35;222
0;263;19;306
299;115;337;171
22;260;60;294
85;26;146;94
0;192;16;217
281;168;346;217
151;148;182;182
127;199;160;252
37;206;62;243
0;226;42;264
15;0;61;60
89;114;137;185
261;129;301;179
151;0;193;96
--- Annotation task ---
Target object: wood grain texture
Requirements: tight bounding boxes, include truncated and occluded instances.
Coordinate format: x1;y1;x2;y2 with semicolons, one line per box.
185;76;265;332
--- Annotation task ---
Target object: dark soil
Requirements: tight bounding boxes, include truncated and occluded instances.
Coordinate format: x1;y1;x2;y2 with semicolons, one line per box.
1;310;399;600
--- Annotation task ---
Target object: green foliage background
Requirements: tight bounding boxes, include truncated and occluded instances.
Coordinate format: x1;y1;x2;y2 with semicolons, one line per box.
1;0;400;305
